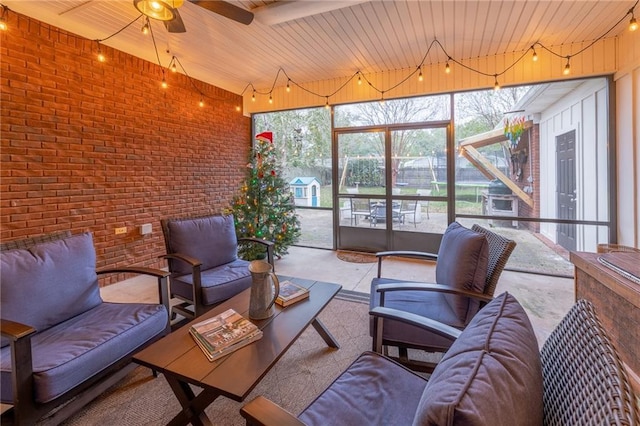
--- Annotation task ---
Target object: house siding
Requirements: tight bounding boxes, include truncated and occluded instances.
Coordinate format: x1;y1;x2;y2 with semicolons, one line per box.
0;13;251;283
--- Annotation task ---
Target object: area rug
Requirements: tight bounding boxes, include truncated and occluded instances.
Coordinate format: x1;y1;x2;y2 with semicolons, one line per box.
53;297;373;426
336;250;377;263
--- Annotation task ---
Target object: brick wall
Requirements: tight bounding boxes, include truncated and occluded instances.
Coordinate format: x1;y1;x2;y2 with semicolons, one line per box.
1;13;251;284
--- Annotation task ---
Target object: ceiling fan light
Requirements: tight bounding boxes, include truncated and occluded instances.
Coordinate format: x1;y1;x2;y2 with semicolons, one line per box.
134;0;183;21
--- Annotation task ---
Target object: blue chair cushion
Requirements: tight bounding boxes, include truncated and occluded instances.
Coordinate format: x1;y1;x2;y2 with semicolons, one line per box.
299;351;428;426
171;258;252;305
166;215;239;275
413;292;543;426
436;222;489;323
370;277;466;351
0;232;102;348
0;302;167;404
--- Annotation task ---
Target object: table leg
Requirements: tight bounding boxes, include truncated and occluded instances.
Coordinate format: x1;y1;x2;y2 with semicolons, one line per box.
165;375;220;426
311;318;340;349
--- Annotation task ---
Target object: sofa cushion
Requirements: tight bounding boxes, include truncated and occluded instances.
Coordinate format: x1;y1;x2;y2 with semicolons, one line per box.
413;292;543;426
436;222;489;323
166;215;239;275
299;351;428;426
171;258;252;305
0;232;102;347
370;277;466;351
0;302;168;404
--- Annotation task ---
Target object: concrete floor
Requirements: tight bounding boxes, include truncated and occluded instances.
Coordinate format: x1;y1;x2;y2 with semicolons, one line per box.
102;245;575;347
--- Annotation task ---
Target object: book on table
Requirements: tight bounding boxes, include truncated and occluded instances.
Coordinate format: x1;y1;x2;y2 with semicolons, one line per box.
275;280;310;307
189;308;262;361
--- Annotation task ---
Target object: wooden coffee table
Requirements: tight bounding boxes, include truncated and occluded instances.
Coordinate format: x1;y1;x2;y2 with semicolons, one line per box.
133;277;341;426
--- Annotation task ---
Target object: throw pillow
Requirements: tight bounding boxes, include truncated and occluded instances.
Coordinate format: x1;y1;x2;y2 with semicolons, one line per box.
413;292;543;426
436;222;489;323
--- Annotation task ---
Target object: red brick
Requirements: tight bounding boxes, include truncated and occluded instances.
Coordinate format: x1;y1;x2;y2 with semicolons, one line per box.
1;12;250;279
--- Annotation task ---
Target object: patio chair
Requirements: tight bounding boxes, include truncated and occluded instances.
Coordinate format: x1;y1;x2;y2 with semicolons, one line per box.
398;199;418;227
161;214;274;320
416;189;431;219
369;222;516;371
350;198;371;226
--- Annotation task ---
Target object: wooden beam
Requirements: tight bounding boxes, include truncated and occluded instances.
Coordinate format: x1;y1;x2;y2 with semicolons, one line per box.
459;120;534;149
459;149;494;180
463;146;534;208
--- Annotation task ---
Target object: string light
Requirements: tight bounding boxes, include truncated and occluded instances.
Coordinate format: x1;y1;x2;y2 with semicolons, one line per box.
630;12;638;31
199;98;204;107
325;97;330;109
96;42;106;62
3;1;626;109
563;57;571;75
161;70;168;88
141;18;149;35
0;6;8;31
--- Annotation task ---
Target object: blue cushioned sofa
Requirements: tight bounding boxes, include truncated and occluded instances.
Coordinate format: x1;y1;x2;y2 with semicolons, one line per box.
0;232;171;425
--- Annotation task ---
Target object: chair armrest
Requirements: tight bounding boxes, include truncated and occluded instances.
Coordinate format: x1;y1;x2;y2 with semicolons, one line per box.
160;252;202;267
370;306;462;353
0;319;36;341
97;267;172;324
240;396;305;426
239;238;276;269
1;319;36;412
376;282;494;305
376;250;438;278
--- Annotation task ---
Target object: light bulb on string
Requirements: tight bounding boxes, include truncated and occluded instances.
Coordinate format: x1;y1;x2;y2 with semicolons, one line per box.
199;98;204;107
630;15;638;31
563;57;571;75
0;6;8;31
171;59;177;73
141;19;149;35
97;46;105;63
161;70;168;88
493;75;500;91
445;61;451;74
286;79;291;92
252;90;256;102
268;94;273;104
531;47;538;62
357;74;362;85
417;66;423;82
325;97;330;109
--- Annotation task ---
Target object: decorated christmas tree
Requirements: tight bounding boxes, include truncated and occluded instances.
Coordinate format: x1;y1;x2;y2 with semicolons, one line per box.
229;132;301;260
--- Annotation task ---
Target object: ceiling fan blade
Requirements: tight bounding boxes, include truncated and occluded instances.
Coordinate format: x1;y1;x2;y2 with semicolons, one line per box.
165;9;187;33
189;0;254;25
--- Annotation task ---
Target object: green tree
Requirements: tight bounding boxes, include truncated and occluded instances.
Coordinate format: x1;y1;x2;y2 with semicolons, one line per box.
229;132;301;259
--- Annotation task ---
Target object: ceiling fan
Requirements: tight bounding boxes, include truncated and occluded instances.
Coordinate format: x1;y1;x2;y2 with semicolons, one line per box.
133;0;254;33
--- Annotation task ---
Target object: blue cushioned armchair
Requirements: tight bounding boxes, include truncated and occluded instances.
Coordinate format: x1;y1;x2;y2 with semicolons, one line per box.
0;231;170;425
160;214;275;320
370;222;516;371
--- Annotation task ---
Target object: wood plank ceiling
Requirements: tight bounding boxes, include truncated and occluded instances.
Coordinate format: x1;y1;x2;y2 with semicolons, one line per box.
2;1;635;95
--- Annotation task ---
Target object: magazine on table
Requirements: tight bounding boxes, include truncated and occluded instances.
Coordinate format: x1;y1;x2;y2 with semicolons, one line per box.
189;308;262;360
275;280;310;307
